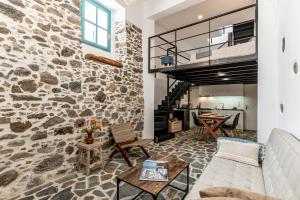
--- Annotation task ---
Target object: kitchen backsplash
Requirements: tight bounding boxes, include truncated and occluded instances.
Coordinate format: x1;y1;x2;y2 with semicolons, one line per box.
194;96;244;109
199;96;244;109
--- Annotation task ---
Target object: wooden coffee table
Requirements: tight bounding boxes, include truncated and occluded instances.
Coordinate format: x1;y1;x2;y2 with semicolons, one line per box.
116;155;189;200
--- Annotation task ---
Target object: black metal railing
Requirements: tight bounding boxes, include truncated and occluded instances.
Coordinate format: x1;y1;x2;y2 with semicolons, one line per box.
150;36;255;59
148;4;257;72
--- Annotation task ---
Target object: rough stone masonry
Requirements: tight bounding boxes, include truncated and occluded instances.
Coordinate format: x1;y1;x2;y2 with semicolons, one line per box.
0;0;144;197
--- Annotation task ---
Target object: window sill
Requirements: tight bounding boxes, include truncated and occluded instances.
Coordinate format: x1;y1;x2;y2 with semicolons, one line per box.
82;40;111;53
85;54;123;68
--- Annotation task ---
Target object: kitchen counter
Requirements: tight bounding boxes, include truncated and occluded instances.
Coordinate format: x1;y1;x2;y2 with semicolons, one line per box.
199;108;244;111
174;108;244;111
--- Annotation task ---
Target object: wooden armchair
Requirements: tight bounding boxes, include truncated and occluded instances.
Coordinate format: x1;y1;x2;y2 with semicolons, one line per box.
109;123;152;167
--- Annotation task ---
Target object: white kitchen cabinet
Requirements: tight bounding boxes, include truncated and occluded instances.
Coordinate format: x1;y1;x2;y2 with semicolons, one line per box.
213;84;244;96
199;86;213;96
199;84;244;96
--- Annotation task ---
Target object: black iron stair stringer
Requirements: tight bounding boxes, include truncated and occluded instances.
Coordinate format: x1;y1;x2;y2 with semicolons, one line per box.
154;81;190;143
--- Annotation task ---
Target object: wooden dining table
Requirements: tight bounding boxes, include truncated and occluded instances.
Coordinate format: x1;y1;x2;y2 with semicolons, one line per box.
198;114;231;140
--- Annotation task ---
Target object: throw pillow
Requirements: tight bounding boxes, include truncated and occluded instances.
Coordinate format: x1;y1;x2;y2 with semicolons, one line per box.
217;137;265;162
200;187;279;200
202;198;242;200
215;140;259;166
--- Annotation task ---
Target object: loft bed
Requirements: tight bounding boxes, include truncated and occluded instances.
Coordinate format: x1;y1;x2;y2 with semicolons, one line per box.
148;4;258;85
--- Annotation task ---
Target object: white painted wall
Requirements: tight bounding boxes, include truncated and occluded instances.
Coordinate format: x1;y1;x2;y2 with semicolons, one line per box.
258;0;300;142
115;0;143;28
244;84;257;130
125;2;144;28
142;18;156;139
154;77;167;109
257;0;280;143
277;0;300;139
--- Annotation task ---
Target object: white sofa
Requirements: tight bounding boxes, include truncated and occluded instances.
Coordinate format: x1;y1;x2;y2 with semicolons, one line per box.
185;128;300;200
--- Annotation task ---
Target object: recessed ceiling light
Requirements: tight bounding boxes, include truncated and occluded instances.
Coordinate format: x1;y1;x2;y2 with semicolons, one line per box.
223;78;230;81
218;72;226;76
198;15;203;20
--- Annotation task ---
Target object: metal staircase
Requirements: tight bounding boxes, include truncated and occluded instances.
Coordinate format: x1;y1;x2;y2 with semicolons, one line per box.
154;80;190;143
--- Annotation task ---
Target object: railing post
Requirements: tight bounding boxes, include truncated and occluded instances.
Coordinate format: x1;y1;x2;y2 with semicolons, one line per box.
208;19;211;66
175;31;178;67
255;1;258;59
167;76;170;119
188;83;191;108
148;37;151;73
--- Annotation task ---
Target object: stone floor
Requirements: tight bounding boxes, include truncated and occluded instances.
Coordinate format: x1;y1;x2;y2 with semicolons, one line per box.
11;130;257;200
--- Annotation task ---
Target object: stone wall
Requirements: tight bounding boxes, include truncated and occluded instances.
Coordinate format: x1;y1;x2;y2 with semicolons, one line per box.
0;0;143;197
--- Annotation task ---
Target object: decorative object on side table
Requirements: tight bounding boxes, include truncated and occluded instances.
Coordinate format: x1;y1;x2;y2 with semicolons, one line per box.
75;117;104;175
80;117;102;144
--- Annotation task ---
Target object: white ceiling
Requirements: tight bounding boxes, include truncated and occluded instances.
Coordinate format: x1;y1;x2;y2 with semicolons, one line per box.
122;0;150;5
156;0;256;32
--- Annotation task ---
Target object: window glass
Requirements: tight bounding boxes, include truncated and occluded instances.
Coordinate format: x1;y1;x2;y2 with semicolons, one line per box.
97;28;108;47
84;21;96;43
98;8;108;29
82;0;111;52
84;1;96;23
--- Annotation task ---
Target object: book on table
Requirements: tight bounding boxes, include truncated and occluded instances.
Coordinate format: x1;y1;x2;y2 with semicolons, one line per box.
139;160;168;181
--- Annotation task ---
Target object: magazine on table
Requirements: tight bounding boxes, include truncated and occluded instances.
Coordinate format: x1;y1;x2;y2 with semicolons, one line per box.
139;160;168;181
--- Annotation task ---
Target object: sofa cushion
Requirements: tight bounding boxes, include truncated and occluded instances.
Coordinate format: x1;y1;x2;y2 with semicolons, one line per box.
185;157;265;200
199;187;279;200
262;128;300;200
217;137;265;162
216;140;260;166
201;198;241;200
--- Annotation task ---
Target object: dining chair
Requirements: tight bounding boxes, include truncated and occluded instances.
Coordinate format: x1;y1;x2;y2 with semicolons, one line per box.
192;112;205;138
221;113;240;136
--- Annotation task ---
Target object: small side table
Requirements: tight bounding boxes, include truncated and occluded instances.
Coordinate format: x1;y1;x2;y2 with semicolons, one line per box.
77;140;104;175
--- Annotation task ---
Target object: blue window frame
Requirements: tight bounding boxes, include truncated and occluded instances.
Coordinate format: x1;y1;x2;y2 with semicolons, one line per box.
81;0;111;52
